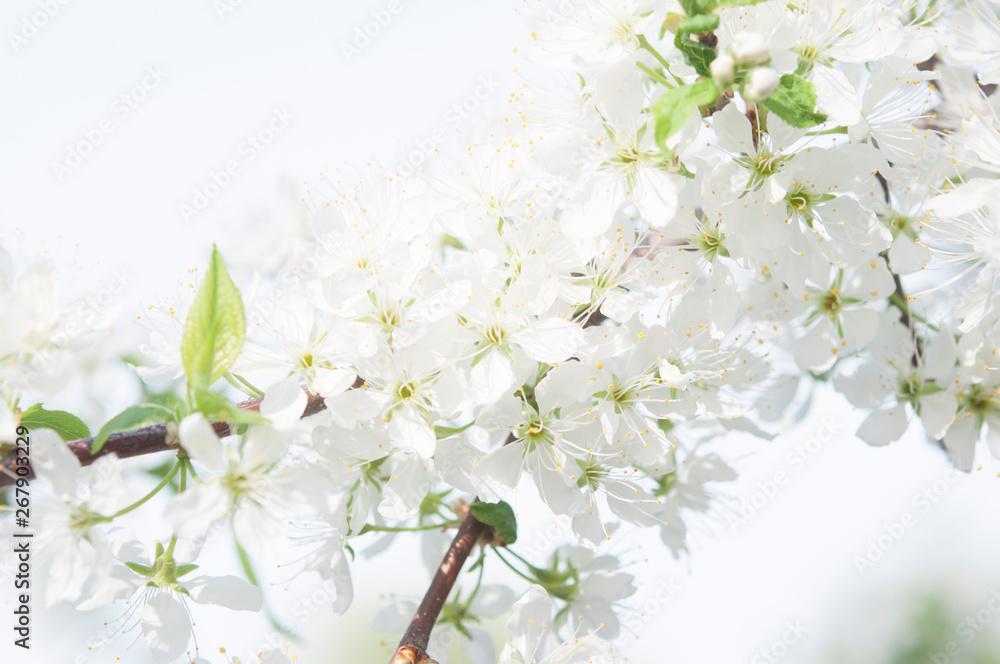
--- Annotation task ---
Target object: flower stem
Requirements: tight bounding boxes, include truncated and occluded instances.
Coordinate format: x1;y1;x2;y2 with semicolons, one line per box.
637;61;674;88
637;35;683;86
112;459;182;518
227;372;265;398
359;521;461;535
491;548;537;584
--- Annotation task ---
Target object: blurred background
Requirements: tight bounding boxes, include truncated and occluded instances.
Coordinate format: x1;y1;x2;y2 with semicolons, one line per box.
1;1;999;662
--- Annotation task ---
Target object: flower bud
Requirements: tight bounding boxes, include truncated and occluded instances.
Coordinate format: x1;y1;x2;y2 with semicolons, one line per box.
730;31;770;65
743;67;781;101
710;53;736;85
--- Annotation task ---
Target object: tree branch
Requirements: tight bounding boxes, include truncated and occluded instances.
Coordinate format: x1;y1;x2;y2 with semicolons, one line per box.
0;389;331;490
390;509;488;664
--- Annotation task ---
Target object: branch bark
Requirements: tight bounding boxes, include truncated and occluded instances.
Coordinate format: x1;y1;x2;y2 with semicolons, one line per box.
0;390;330;490
390;511;488;664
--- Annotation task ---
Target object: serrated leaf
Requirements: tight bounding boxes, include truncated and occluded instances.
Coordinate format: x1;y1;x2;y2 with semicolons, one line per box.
762;74;828;128
181;245;246;390
19;404;91;442
434;421;475;440
93;403;177;453
674;31;716;77
653;78;719;150
471;500;518;545
193;388;266;425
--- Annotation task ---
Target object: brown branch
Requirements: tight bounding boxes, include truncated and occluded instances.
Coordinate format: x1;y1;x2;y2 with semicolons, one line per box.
390;510;488;664
0;389;333;490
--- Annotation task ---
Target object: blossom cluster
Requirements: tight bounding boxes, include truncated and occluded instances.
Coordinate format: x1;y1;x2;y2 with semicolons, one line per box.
4;0;1000;662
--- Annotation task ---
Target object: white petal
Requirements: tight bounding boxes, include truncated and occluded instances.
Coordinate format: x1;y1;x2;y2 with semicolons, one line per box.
45;543;91;606
179;413;225;473
312;367;359;398
141;593;191;664
434;438;485;495
812;65;861;126
920;391;957;440
378;453;431;521
512;318;583;363
530;453;583;517
389;405;436;460
857;407;909;446
633;166;679;226
32;428;80;501
187;575;262;611
233;500;289;560
793;323;839;372
922;328;957;382
711;103;754;154
241;424;289;471
470;349;516;404
887;235;931;275
473;441;525;503
260;376;307;429
944;417;978;471
165;482;231;540
505;585;553;661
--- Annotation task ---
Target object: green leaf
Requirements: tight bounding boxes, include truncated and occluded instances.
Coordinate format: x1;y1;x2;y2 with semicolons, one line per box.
653;79;719;150
673;31;716;79
434;421;475;440
678;0;706;15
762;74;828;128
19;404;91;441
193;388;266;425
93;403;176;453
471;500;518;545
181;245;246;390
676;14;719;35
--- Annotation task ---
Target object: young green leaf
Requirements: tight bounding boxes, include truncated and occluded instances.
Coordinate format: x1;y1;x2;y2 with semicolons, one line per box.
19;404;91;441
674;32;716;78
676;14;719;34
470;500;518;545
653;78;719;150
678;0;706;16
193;388;267;425
181;245;246;390
93;403;177;453
762;74;828;128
